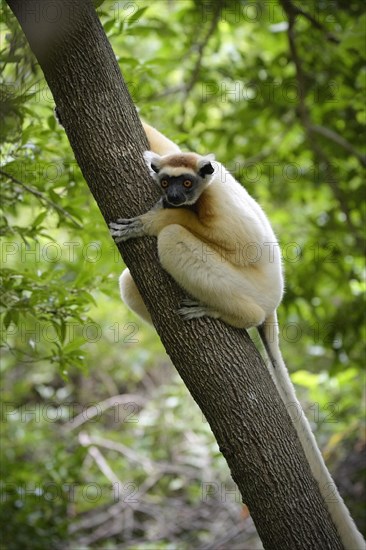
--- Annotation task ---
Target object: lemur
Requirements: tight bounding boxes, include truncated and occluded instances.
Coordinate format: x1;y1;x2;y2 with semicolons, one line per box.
110;122;365;550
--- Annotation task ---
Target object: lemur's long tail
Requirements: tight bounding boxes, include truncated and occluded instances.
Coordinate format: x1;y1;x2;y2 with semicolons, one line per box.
142;121;181;155
259;312;365;550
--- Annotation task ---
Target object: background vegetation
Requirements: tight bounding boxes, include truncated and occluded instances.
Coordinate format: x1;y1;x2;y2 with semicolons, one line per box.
1;0;365;548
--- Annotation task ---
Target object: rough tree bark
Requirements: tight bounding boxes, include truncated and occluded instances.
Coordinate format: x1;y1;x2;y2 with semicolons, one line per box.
5;1;344;548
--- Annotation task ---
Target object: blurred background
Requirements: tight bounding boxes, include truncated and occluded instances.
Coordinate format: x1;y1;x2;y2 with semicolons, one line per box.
1;1;365;548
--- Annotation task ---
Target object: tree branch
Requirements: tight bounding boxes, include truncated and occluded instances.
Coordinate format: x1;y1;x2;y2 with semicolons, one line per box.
183;2;222;99
0;168;82;227
280;0;365;250
282;0;340;44
180;2;222;123
310;124;366;167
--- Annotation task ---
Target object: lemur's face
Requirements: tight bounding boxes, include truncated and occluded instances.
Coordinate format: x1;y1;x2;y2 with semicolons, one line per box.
156;172;207;206
144;151;216;207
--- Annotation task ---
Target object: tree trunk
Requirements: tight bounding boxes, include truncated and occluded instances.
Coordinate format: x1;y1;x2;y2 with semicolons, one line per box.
5;1;343;548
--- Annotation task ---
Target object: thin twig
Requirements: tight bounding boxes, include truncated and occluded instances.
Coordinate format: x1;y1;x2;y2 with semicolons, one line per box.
180;1;222;122
0;168;83;228
289;2;340;44
79;432;122;486
145;84;186;102
310;124;366;167
85;433;200;478
65;393;146;431
184;3;222;98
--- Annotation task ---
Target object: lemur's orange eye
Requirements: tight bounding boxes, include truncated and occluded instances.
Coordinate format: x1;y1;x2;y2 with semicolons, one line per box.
183;180;192;188
161;179;169;189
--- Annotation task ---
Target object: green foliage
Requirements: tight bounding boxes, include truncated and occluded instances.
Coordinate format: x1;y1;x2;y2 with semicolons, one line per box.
1;0;365;547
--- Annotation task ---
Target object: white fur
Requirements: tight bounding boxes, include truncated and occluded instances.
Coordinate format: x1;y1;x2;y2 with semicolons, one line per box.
119;269;152;324
116;123;365;550
154;165;197;177
142;122;181;155
263;315;365;550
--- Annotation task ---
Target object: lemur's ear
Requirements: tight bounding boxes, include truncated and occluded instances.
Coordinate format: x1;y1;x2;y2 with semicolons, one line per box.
143;151;162;175
54;106;64;127
197;154;216;178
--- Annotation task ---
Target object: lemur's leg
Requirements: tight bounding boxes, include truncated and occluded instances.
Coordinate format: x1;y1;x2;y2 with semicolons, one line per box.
119;269;152;324
157;224;266;328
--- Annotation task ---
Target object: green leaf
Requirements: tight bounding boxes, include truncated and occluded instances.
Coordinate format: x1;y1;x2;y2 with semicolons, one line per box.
31;211;48;228
128;7;148;26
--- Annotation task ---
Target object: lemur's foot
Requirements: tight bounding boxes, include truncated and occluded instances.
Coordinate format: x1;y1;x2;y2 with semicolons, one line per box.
178;298;221;321
109;218;144;242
